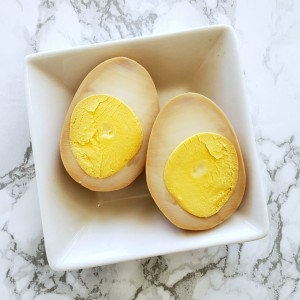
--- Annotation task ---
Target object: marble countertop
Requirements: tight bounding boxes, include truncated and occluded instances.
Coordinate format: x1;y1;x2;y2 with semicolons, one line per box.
1;0;300;299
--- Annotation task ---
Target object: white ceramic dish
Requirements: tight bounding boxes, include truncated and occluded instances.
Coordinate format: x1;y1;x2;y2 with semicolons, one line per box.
25;25;268;271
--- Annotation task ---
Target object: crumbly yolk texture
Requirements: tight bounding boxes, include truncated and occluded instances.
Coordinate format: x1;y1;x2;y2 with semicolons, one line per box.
163;133;238;217
69;94;143;178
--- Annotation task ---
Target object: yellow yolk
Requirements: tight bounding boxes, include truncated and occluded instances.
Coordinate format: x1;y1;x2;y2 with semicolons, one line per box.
163;133;238;217
69;94;143;178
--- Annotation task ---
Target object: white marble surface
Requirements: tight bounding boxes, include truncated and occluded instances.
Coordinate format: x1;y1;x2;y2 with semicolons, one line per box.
0;0;300;299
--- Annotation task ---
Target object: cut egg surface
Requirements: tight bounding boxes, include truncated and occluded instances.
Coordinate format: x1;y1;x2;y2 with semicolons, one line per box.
60;57;159;191
146;93;246;230
164;132;238;218
69;94;143;179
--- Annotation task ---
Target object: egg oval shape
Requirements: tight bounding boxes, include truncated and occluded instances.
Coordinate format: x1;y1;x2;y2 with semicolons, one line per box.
146;92;246;230
60;57;159;191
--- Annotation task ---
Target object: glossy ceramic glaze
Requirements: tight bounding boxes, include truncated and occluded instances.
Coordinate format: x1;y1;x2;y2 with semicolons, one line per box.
25;25;268;271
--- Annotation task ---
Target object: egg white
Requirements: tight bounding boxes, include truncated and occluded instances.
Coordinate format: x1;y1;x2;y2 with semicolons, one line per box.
60;57;159;191
146;93;246;230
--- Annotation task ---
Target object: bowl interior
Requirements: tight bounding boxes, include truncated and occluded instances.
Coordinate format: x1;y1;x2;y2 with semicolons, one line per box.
26;26;268;271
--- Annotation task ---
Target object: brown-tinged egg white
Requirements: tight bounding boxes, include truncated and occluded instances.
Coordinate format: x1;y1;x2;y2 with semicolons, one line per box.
146;92;246;230
60;57;159;191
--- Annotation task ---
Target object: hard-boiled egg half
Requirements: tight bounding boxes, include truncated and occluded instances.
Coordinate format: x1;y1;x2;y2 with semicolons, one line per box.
60;57;159;191
146;93;246;230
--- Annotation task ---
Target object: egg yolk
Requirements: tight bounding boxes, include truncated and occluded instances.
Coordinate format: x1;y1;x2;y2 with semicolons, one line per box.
69;94;143;178
163;133;238;217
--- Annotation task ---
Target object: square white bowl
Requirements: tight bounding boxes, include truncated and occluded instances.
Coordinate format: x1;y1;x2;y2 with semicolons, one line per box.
25;25;268;271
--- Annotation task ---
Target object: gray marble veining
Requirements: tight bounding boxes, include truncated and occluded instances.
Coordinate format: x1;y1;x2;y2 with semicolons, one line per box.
1;0;300;299
0;144;34;200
